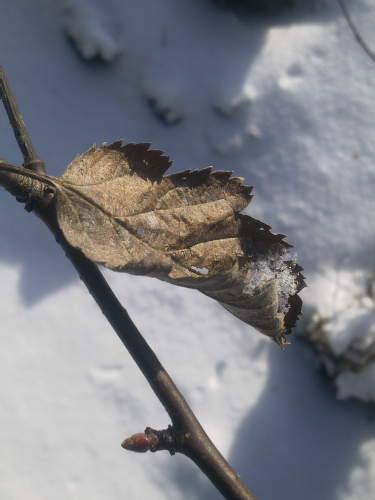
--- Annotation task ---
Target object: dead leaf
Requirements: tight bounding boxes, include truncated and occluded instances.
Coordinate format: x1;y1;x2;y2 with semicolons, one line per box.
0;141;305;346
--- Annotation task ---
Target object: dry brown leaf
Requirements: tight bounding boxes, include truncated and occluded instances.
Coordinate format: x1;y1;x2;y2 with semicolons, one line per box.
0;141;305;346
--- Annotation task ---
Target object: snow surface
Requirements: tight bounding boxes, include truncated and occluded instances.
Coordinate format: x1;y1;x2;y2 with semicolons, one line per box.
1;0;375;499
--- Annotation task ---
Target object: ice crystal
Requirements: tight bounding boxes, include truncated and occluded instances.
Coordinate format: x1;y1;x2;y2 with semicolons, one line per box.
247;249;298;313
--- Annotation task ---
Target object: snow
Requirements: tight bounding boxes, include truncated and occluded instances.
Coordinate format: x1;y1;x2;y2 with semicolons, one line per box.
336;363;375;403
62;0;120;62
246;248;298;313
1;0;375;499
338;439;375;500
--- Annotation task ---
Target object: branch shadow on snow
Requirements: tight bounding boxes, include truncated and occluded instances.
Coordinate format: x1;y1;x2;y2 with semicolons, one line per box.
226;337;375;500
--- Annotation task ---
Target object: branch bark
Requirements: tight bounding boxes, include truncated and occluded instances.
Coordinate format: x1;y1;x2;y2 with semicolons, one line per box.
0;66;258;500
0;67;45;173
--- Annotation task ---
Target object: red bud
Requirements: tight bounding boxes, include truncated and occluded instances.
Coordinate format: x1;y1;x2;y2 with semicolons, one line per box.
121;432;158;453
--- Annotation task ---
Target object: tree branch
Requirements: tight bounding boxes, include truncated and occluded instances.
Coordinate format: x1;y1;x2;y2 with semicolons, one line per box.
0;66;45;173
35;205;258;500
1;66;258;500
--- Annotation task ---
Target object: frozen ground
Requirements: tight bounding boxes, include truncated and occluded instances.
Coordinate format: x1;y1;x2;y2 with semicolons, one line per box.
1;0;375;499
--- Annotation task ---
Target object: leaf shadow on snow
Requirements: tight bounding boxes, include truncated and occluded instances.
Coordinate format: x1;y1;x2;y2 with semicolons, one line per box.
217;337;374;500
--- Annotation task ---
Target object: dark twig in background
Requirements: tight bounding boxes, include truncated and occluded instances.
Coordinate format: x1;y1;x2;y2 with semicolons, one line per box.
338;0;375;64
0;66;258;500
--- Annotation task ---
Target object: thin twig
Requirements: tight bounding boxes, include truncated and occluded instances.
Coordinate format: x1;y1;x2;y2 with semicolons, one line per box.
0;66;258;500
0;66;45;173
338;0;375;64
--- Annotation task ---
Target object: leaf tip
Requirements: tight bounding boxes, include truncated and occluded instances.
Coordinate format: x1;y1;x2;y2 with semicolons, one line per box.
276;335;291;349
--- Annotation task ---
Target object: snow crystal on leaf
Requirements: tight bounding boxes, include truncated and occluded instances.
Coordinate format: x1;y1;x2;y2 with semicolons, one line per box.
247;249;298;314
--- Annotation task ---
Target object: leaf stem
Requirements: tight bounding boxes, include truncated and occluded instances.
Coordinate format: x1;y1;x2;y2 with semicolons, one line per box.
0;66;45;173
36;204;258;500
